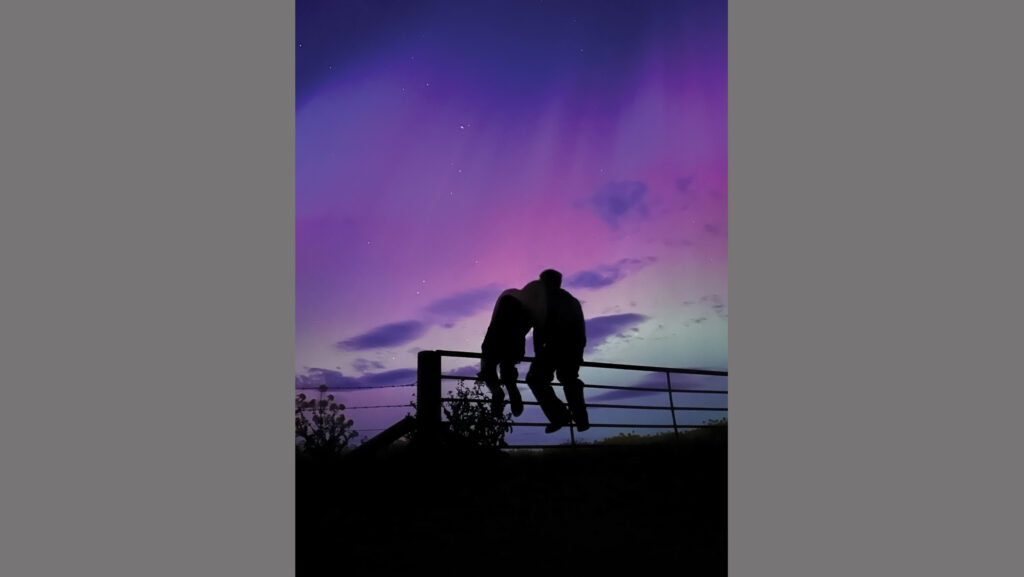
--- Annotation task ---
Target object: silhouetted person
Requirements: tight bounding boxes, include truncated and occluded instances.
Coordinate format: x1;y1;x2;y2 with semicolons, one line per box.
477;271;554;416
526;269;590;433
478;289;530;416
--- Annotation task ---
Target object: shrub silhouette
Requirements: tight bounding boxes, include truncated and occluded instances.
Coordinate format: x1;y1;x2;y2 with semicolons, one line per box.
420;379;513;449
443;380;513;448
295;385;357;459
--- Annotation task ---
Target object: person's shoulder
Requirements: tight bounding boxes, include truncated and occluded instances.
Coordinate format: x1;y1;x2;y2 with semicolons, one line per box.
559;289;582;304
521;279;544;292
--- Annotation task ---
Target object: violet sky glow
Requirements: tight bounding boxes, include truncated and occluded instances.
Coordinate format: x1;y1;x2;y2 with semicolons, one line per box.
296;0;727;442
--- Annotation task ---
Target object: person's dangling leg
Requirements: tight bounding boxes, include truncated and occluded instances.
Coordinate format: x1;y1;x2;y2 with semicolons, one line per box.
477;357;504;416
499;295;529;417
479;297;517;415
559;364;589;432
499;361;523;417
526;356;571;432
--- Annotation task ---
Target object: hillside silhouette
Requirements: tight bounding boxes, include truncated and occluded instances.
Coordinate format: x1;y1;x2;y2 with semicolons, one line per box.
296;426;726;575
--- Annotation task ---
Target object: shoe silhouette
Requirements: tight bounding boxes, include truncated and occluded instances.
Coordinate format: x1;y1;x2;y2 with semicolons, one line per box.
507;384;524;417
479;377;505;417
544;416;570;434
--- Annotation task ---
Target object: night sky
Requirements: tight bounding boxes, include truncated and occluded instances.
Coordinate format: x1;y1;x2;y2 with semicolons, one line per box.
296;0;728;444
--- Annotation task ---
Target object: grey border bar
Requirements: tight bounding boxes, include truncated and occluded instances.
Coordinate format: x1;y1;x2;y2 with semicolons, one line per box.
732;1;1021;575
2;2;294;575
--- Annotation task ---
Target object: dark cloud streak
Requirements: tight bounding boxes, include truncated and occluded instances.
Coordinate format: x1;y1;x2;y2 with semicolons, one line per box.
565;257;656;290
585;313;649;353
586;181;649;230
423;284;502;320
352;358;386;373
337;320;428;351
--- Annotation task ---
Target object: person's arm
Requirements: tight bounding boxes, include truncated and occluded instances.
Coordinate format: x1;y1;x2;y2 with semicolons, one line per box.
574;299;587;361
519;280;548;333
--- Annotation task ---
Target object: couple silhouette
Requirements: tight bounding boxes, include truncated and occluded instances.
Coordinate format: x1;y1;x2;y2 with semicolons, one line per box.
477;269;590;433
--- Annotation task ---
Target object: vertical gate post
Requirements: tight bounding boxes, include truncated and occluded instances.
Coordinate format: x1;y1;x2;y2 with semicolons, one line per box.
666;372;679;437
416;350;442;445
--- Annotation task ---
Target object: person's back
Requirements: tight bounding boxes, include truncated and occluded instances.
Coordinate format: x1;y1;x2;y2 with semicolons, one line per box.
545;288;586;362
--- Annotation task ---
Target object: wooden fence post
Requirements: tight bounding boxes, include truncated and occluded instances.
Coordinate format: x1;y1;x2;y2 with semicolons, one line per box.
416;350;441;445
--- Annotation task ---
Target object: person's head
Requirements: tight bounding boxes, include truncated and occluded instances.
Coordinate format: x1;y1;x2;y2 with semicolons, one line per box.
540;269;562;290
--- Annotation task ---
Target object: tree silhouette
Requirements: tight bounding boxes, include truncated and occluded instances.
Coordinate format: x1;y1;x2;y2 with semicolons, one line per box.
295;384;358;459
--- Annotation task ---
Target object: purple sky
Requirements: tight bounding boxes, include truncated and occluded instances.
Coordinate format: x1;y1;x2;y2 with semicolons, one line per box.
296;0;727;443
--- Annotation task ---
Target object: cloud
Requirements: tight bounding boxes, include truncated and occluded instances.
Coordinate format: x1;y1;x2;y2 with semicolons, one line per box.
337;320;428;350
565;257;657;290
330;284;510;355
586;181;650;230
351;358;386;373
295;368;362;390
295;367;417;390
444;364;482;378
567;270;624;290
358;368;417;388
585;313;649;353
423;284;502;321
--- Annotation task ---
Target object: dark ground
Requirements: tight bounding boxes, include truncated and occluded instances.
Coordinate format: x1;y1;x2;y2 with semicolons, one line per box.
296;429;726;575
